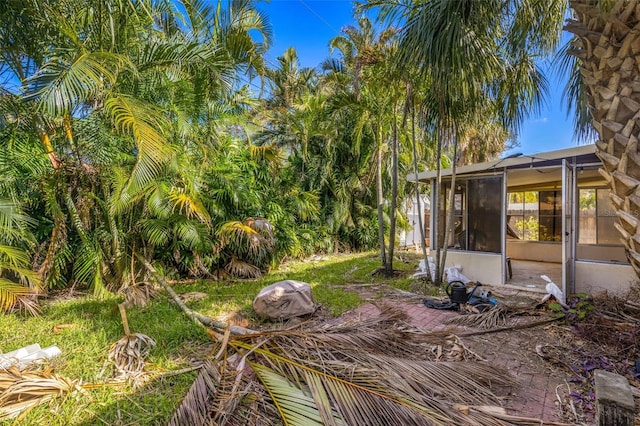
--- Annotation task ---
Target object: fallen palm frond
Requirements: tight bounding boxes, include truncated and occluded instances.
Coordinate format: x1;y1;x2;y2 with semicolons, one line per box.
445;304;513;329
0;366;86;421
170;306;530;425
168;361;219;426
108;333;156;376
436;334;486;361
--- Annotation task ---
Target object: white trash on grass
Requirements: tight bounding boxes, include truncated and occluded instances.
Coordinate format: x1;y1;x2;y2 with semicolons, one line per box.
0;343;62;370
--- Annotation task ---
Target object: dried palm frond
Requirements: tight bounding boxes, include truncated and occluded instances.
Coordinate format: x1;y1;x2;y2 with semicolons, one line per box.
228;338;513;425
436;335;486;362
108;304;155;384
168;361;219;426
0;366;86;421
12;294;41;317
173;307;526;425
122;282;157;307
445;304;512;329
225;257;262;279
108;333;156;377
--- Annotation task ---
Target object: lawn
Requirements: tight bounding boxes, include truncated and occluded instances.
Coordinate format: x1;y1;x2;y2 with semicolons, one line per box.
0;251;425;425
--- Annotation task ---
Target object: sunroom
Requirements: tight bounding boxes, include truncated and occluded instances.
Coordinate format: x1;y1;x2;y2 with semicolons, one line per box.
411;144;637;298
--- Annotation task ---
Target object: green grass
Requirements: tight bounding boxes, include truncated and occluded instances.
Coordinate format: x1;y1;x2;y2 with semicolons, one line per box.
0;251;428;425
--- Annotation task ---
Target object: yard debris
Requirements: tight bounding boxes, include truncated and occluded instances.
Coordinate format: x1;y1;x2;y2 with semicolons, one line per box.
540;275;569;309
445;304;512;329
0;366;86;421
122;282;157;307
170;307;530;425
179;291;208;302
52;323;76;334
412;257;436;281
141;257;255;334
436;334;485;361
253;280;317;320
533;288;640;422
108;304;155;386
0;344;61;371
445;265;471;283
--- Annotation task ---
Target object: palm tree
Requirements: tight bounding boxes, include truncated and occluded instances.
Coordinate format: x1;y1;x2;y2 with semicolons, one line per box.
364;0;558;282
564;0;640;275
0;0;277;294
0;199;40;314
328;17;402;272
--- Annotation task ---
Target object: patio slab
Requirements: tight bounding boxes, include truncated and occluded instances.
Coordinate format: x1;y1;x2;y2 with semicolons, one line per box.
340;294;569;424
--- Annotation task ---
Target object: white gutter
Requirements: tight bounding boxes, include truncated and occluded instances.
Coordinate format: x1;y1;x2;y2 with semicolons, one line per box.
408;144;597;182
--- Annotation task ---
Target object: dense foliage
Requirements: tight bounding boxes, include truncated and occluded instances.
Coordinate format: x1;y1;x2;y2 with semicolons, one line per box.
1;0;540;310
0;0;449;310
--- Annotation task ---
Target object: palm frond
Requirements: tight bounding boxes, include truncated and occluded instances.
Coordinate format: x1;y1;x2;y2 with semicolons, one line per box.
225;256;262;278
251;363;329;425
23;52;129;116
185;307;522;425
168;189;211;223
0;279;34;312
445;304;513;329
0;367;85;421
168;361;219;426
105;94;173;190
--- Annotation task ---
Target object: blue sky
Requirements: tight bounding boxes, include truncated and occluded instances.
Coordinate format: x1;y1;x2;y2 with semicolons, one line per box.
257;0;584;157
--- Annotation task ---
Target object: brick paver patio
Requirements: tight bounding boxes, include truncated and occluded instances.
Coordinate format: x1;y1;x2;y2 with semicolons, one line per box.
341;295;568;424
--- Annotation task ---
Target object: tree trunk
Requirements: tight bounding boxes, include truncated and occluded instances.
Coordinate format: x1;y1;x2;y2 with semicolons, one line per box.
410;102;430;267
32;115;61;169
434;124;443;285
387;115;399;276
376;126;387;269
140;257;253;335
567;0;640;276
439;129;458;281
404;86;430;269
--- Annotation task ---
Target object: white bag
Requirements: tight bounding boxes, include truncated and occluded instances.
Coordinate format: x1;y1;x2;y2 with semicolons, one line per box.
540;275;569;309
445;264;471;284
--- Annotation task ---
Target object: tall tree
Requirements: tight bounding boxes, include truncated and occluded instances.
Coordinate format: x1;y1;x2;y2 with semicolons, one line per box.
328;16;402;272
565;0;640;276
365;0;559;283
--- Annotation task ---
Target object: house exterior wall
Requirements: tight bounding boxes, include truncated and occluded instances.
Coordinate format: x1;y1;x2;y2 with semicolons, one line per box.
576;245;627;263
575;261;637;295
506;240;562;262
506;240;628;263
441;251;502;284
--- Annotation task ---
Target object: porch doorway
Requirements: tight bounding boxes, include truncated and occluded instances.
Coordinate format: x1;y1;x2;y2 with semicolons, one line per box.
505;260;561;293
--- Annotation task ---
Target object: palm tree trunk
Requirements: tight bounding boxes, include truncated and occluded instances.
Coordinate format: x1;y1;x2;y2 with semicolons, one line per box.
387;115;399;276
439;129;458;281
410;101;430;267
139;257;253;335
39;131;61;169
375;125;387;268
567;0;640;276
434;125;443;285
